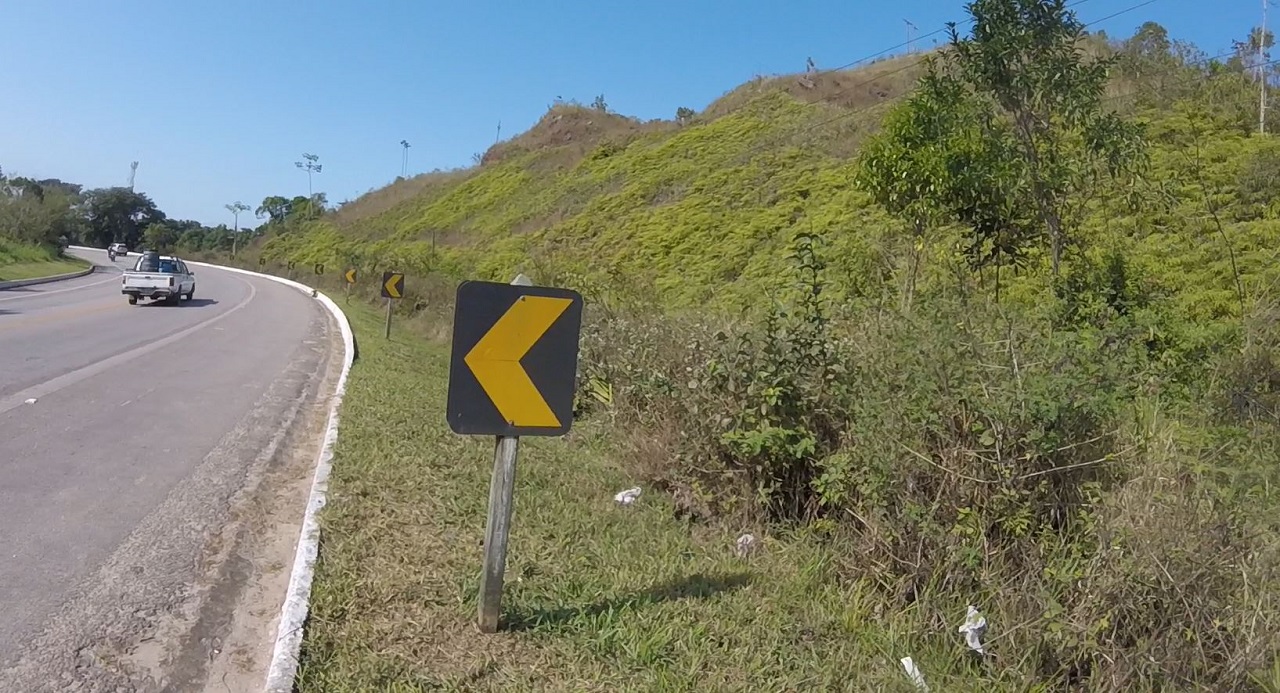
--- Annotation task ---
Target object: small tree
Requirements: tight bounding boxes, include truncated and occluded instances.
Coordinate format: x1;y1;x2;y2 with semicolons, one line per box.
859;65;1039;303
592;94;609;112
676;106;695;125
941;0;1147;276
859;0;1146;284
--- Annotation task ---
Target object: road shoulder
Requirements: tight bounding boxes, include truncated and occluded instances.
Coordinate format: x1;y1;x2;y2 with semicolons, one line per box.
196;295;347;692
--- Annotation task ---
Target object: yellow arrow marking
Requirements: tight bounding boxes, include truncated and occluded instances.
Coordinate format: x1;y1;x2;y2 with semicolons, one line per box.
465;295;572;427
345;269;357;283
384;274;402;298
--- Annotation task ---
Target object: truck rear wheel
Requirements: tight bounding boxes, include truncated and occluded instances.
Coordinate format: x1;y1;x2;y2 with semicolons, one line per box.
127;296;137;305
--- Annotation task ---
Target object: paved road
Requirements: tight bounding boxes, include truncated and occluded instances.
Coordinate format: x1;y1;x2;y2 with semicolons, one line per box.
0;250;336;691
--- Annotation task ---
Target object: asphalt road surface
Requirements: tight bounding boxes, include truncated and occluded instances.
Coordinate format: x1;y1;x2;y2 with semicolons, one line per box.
0;249;337;691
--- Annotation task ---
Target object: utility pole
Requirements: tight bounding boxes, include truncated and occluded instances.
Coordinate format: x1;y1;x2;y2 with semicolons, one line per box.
294;153;322;217
905;19;917;54
128;161;139;190
225;201;250;257
400;140;411;178
1262;0;1270;134
295;153;322;200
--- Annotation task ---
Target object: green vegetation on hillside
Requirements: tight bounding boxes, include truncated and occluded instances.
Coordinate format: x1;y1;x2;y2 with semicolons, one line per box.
0;237;86;282
0;171;85;279
242;1;1280;689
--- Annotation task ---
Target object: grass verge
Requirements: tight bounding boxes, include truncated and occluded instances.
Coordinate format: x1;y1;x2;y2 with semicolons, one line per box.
0;238;88;281
296;298;983;692
0;258;88;282
0;243;88;282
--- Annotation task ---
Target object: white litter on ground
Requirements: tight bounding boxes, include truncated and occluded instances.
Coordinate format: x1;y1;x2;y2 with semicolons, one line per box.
735;533;757;557
23;398;36;405
613;487;641;505
900;656;929;691
958;604;988;654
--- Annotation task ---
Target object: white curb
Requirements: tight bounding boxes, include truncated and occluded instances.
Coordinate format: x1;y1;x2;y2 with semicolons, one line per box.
70;246;353;692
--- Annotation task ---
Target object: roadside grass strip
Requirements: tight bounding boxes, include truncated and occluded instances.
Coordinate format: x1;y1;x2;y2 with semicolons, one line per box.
0;258;89;282
295;302;978;692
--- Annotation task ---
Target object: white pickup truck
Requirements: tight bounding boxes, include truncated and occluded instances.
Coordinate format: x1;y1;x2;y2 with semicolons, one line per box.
122;252;196;305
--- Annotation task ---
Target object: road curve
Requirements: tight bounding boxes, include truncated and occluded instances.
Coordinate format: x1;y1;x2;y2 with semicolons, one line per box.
0;249;338;691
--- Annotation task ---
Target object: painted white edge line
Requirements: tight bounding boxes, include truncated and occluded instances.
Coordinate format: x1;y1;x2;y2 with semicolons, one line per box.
71;245;354;692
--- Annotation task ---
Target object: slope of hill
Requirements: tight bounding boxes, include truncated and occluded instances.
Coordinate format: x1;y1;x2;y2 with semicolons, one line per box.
257;12;1280;690
258;40;1277;320
258;54;932;310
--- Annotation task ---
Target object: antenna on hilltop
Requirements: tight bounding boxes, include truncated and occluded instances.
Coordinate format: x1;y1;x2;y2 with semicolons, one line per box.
128;161;139;190
905;19;918;54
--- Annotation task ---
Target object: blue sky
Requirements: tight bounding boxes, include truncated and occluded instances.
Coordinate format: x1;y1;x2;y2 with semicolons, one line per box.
0;0;1263;227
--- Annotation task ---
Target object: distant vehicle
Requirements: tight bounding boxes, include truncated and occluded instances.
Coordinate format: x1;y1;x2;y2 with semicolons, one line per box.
121;251;196;305
108;243;128;257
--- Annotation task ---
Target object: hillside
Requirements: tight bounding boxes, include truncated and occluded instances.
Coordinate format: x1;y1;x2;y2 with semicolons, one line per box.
257;53;932;310
267;9;1280;690
258;36;1276;319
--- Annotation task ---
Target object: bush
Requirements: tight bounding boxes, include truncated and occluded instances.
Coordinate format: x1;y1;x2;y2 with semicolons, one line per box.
573;231;1280;688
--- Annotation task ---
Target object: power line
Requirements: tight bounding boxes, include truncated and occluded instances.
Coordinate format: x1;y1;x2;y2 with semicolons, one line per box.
789;45;1245;159
807;0;1096;79
733;0;1166;162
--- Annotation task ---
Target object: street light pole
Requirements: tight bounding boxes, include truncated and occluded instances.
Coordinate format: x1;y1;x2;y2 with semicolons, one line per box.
225;201;250;258
294;153;323;217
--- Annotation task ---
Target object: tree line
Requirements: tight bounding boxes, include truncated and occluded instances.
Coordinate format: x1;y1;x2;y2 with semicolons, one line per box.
0;166;328;257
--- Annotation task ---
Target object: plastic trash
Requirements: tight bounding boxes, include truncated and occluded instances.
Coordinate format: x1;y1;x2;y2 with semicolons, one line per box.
23;398;36;405
735;533;757;557
899;656;928;691
958;604;988;654
613;487;641;505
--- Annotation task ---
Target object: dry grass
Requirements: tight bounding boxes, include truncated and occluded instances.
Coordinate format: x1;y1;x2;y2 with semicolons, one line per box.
481;104;677;169
702;53;931;122
332;168;479;232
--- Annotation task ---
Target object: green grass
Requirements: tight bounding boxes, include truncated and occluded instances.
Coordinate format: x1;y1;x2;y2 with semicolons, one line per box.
0;240;88;282
297;298;992;692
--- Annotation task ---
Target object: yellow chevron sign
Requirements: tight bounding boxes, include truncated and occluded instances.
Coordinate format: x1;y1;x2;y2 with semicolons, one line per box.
446;280;583;436
381;271;404;299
